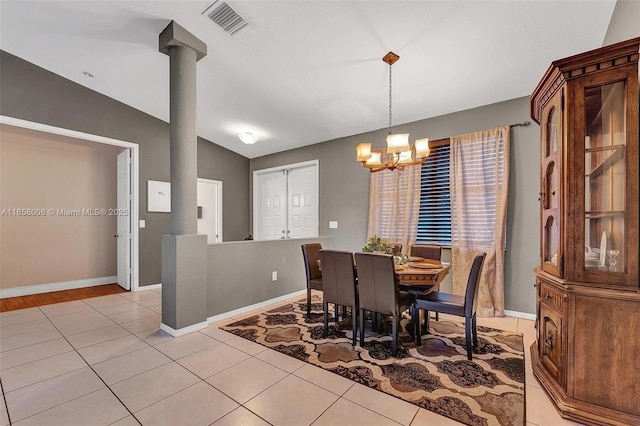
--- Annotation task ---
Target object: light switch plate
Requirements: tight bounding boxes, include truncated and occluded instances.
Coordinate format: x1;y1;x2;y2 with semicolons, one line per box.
139;220;146;228
329;221;338;229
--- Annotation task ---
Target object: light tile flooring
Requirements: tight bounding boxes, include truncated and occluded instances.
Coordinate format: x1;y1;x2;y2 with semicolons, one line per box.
0;289;582;426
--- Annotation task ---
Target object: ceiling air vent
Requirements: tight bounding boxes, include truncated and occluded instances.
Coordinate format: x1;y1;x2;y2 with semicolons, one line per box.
203;1;249;36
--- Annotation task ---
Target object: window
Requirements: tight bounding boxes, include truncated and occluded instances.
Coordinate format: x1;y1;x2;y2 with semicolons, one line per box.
417;140;451;246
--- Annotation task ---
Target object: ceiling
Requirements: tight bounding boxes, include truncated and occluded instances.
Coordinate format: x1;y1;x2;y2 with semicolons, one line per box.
0;1;617;159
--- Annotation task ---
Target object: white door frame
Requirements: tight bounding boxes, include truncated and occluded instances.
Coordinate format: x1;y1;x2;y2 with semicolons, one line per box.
0;115;140;291
252;159;318;240
197;178;223;243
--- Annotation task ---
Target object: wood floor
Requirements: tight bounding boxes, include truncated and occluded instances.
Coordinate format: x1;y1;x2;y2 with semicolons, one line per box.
0;284;128;312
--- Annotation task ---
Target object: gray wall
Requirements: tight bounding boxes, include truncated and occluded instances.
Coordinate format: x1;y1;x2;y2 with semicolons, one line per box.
0;51;251;286
251;97;540;314
207;237;331;317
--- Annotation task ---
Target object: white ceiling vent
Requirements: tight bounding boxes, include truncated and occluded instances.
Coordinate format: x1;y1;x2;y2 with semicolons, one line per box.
203;1;249;36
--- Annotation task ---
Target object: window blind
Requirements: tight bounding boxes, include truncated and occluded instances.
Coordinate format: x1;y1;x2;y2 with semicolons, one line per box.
417;143;451;245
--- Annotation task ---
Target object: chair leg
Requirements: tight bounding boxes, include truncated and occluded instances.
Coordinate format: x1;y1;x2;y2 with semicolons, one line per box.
472;313;478;348
351;305;357;346
435;312;439;321
425;310;431;334
465;317;472;360
334;304;339;323
392;315;398;356
414;306;422;346
323;301;329;338
306;287;312;318
359;309;366;347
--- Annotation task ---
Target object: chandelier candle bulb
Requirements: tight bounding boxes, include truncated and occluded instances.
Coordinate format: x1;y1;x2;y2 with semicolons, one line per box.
385;133;410;153
415;138;430;158
356;142;373;162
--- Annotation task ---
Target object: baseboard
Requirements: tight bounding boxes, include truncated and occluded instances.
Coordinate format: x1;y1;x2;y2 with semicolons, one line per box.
160;321;208;337
207;289;307;324
504;309;536;320
137;283;162;291
0;276;118;299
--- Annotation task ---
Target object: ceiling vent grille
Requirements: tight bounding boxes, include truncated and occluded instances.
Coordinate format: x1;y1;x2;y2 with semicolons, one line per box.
204;1;249;36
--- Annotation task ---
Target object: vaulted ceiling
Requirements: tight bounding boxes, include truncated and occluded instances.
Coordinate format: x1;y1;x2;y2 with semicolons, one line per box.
0;1;617;158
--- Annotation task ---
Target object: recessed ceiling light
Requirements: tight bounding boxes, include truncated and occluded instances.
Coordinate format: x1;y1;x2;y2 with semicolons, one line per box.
238;132;259;145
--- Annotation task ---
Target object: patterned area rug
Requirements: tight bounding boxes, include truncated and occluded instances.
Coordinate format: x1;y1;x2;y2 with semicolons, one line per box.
220;295;525;426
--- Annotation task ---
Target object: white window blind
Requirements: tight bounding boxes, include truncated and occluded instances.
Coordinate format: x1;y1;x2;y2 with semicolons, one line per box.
417;143;451;245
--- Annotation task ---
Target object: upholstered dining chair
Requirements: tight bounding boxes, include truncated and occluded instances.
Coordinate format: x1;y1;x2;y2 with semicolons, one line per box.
414;252;486;360
392;243;403;256
301;243;323;318
410;244;442;261
354;252;416;356
318;249;358;345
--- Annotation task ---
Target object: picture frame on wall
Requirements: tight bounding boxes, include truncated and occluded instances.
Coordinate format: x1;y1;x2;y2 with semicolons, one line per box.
148;180;170;212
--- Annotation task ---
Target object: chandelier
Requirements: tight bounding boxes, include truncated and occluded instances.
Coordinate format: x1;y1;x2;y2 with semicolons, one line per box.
356;52;430;172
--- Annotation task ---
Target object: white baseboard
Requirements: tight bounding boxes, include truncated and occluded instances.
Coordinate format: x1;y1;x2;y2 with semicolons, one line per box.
137;283;162;291
160;321;208;337
504;310;536;321
207;289;307;324
0;276;118;299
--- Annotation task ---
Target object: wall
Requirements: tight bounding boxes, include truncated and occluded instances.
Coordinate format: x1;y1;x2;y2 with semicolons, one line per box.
0;51;251;287
251;97;540;314
207;237;332;317
0;124;122;288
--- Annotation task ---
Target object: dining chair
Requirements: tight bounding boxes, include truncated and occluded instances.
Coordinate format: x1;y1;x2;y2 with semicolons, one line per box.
409;243;443;322
414;252;486;360
301;243;323;318
318;249;358;345
354;252;416;356
410;244;442;261
392;243;403;256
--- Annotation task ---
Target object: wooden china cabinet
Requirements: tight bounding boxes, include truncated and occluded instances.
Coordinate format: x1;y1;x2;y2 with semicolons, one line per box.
530;38;640;425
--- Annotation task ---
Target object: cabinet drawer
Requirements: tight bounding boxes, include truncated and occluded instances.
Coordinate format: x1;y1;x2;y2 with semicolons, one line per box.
540;283;564;312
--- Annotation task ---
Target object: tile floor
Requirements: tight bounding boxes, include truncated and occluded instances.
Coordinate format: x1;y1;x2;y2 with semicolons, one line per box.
0;289;582;426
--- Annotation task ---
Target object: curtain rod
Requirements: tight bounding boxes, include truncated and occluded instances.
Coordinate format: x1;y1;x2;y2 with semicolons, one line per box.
509;121;531;128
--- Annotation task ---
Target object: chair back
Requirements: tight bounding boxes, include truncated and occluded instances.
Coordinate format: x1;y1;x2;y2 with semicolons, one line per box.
354;252;398;316
301;243;322;284
410;244;442;261
319;250;357;307
464;252;486;317
392;244;403;256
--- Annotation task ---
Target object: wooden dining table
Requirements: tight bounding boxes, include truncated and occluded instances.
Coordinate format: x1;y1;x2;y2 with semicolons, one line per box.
396;260;451;294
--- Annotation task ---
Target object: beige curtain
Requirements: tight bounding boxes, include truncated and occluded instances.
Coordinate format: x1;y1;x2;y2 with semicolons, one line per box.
367;149;421;254
450;126;510;317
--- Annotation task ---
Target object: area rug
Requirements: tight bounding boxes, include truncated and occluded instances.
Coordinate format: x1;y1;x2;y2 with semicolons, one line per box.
220;294;525;426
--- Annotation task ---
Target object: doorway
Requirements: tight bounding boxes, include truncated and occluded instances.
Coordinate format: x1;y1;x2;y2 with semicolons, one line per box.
0;115;140;292
197;178;222;244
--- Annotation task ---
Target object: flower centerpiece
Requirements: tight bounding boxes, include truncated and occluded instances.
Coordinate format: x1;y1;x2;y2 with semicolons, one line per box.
362;235;395;254
362;235;409;265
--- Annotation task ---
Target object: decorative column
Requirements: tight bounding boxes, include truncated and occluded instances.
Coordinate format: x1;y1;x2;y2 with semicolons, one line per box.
158;21;209;335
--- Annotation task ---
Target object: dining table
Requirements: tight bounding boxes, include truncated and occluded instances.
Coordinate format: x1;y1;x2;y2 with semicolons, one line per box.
396;259;451;295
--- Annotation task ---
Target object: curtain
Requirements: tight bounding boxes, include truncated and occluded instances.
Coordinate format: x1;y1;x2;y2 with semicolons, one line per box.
367;148;421;254
450;126;510;317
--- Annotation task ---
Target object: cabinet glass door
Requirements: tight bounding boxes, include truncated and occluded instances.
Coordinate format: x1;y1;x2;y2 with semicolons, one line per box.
583;81;626;273
541;92;562;276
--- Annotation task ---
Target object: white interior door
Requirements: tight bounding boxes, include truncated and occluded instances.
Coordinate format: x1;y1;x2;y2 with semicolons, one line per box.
116;149;131;290
197;178;222;244
256;170;287;240
288;165;318;238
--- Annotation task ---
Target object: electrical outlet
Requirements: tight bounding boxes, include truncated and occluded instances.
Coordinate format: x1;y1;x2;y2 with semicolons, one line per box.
272;271;278;281
329;221;338;229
